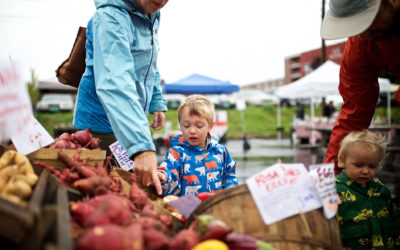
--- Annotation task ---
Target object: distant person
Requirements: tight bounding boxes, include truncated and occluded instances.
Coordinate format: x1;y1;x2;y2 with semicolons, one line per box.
73;0;170;195
336;130;399;249
321;97;327;117
323;101;336;119
157;95;238;196
296;104;305;120
320;0;400;174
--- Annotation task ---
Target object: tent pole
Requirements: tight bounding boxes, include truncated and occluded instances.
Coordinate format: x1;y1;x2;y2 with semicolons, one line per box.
311;98;315;145
387;90;392;142
277;101;281;144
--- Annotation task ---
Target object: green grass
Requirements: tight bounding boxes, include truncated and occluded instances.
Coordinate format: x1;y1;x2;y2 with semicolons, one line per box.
35;105;400;138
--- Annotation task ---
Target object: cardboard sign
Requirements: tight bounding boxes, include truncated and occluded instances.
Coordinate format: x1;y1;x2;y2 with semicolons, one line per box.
0;61;33;141
247;163;321;225
309;163;338;219
109;141;134;171
11;115;54;155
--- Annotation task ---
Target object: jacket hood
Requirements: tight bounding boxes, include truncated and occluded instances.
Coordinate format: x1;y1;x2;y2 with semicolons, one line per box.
170;134;220;151
94;0;130;11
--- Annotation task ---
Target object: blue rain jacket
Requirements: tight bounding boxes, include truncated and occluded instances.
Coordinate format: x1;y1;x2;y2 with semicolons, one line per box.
74;0;167;156
159;134;238;197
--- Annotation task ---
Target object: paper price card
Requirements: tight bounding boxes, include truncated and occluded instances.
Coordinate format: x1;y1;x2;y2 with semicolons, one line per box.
0;61;33;141
109;141;134;171
247;163;322;225
11;115;54;155
309;163;338;219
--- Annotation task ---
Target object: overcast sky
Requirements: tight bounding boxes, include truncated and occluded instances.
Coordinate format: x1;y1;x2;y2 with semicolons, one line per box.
0;0;341;86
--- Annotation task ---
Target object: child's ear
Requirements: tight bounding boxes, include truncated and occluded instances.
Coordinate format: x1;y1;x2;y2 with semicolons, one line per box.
338;155;345;168
210;122;215;129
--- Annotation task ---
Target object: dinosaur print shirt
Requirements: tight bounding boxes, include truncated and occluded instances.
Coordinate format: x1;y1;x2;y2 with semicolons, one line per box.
159;134;238;197
336;172;400;250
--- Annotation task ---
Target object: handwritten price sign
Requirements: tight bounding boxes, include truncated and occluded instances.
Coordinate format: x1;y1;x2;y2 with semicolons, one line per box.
247;163;321;225
309;163;338;219
11;115;54;155
109;141;134;171
0;61;33;141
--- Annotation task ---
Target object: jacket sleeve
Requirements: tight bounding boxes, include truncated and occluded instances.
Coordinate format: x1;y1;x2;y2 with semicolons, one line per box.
222;147;238;188
92;8;155;156
160;148;182;196
324;37;380;174
149;70;168;114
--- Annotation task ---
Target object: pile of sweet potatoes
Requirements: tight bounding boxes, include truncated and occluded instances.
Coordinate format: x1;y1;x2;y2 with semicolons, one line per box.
48;128;100;150
34;150;121;196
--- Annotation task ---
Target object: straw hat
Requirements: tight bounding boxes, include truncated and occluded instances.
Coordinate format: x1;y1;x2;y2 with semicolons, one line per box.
321;0;381;40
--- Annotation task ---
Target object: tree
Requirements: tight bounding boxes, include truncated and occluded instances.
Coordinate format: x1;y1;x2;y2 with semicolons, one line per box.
27;69;40;108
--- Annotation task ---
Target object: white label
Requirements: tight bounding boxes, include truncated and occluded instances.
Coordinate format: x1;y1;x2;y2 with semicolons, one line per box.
109;141;135;171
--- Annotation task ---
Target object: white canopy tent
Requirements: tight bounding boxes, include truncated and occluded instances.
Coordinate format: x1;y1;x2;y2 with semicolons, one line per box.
275;60;391;143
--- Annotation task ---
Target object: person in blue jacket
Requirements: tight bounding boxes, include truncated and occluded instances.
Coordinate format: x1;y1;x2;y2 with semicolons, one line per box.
157;95;238;196
73;0;169;195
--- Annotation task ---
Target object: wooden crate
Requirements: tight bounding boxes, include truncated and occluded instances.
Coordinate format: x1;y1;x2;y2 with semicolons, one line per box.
0;145;58;249
29;148;106;169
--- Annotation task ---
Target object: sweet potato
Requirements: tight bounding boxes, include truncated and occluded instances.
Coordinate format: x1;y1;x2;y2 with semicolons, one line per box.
201;220;232;241
135;217;168;233
169;228;200;250
224;233;259;250
58;151;81;169
125;223;144;250
73;175;112;195
77;225;132;250
130;174;150;210
143;228;170;250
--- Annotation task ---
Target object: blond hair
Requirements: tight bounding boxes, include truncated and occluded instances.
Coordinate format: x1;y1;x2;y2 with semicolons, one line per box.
178;95;215;126
338;130;387;168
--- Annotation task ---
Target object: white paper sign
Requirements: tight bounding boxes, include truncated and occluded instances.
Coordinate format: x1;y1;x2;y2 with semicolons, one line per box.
246;163;322;225
109;141;134;171
0;61;33;141
309;163;338;219
11;115;54;155
236;99;246;111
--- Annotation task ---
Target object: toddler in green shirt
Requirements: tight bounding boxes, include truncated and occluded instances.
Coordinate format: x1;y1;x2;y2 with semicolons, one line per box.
336;130;399;250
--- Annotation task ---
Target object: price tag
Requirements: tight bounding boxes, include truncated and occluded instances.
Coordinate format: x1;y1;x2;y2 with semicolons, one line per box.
247;163;321;225
11;115;54;155
0;61;33;141
109;141;134;171
309;163;338;219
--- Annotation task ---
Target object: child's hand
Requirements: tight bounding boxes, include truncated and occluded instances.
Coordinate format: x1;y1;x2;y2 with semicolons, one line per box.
157;172;167;183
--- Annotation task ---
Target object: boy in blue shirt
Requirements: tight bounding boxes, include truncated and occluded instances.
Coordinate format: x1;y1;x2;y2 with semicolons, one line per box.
157;95;238;196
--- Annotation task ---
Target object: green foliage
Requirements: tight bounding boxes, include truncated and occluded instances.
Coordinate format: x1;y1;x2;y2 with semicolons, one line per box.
35;105;400;139
27;69;41;107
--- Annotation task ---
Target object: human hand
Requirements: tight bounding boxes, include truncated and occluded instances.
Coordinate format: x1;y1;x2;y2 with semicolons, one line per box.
157;172;167;183
395;86;400;105
134;151;162;195
150;111;165;131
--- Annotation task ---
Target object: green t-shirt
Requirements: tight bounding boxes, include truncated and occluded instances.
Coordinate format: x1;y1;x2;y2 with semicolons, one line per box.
336;172;400;249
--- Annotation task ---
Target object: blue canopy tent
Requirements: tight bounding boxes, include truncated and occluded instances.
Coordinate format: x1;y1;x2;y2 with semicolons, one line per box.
163;74;239;94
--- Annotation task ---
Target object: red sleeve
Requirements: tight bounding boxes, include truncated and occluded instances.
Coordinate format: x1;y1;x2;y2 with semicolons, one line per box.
324;37;380;174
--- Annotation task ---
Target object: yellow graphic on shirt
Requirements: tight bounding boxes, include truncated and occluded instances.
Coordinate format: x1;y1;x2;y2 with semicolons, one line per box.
396;235;400;245
346;180;354;186
354;209;373;222
387;237;395;249
337;215;343;225
358;237;370;246
367;188;381;197
377;207;389;218
374;178;383;185
340;190;356;202
372;235;384;247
